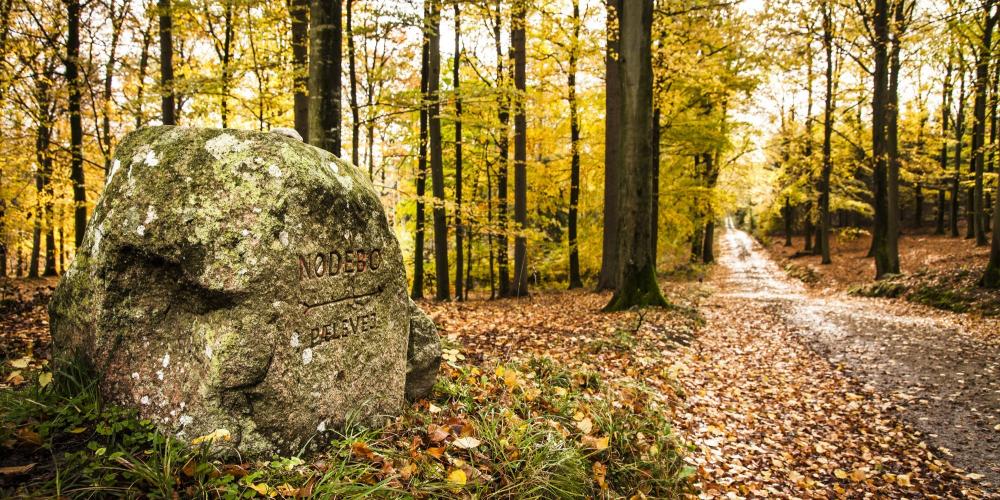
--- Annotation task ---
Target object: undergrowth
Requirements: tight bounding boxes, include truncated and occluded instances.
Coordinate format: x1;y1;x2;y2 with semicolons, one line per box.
849;271;997;316
1;356;693;498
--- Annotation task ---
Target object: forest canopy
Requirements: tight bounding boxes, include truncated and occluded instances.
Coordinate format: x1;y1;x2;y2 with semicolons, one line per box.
0;0;998;293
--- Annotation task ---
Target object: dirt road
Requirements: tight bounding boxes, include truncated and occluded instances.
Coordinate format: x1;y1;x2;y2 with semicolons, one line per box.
673;225;990;496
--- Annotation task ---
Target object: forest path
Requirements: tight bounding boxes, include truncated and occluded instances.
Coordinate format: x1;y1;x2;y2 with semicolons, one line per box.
672;223;989;496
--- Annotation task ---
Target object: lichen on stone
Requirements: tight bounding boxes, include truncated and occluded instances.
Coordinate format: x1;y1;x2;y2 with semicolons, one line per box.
50;126;441;456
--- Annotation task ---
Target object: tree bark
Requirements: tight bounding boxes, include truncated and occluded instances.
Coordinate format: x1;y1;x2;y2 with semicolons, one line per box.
487;162;496;298
511;0;528;296
702;152;718;263
784;196;794;246
598;0;622;290
412;10;429;300
67;0;87;248
427;0;449;300
967;187;976;239
567;0;582;289
454;3;464;300
308;0;342;155
494;0;510;297
135;12;154;128
915;183;923;227
101;2;126;176
604;0;666;311
870;0;897;278
818;0;834;264
290;0;309;140
952;70;966;237
936;57;953;235
158;0;175;125
346;0;360;167
971;0;995;246
884;0;905;270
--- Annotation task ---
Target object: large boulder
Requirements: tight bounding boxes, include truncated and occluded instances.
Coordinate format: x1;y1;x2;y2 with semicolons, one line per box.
50;126;440;455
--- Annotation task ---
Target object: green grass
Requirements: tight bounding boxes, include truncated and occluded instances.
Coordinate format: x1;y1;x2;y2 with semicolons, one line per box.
1;356;693;498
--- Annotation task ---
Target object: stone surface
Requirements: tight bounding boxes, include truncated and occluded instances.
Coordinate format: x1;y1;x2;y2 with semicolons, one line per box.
50;126;440;455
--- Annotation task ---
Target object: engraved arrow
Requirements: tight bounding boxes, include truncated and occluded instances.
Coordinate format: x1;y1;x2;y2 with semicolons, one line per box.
301;285;384;313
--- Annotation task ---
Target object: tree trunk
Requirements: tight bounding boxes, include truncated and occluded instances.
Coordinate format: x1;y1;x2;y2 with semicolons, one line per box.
952;70;966;238
604;0;666;311
651;107;660;261
511;0;528;297
818;0;834;264
454;2;464;300
411;13;429;300
308;0;342;155
971;1;995;246
67;0;87;248
158;0;175;125
985;182;1000;287
135;13;153;128
986;40;1000;286
690;154;703;260
967;187;976;239
494;0;510;297
937;57;953;235
870;0;897;278
784;196;794;246
598;0;622;291
290;0;309;140
988;51;998;234
567;0;582;289
915;183;923;228
487;162;496;298
0;199;5;276
101;3;125;176
936;188;946;234
883;0;904;272
428;0;449;300
31;75;53;278
702;152;718;263
220;0;234;128
347;0;360;167
803;201;813;252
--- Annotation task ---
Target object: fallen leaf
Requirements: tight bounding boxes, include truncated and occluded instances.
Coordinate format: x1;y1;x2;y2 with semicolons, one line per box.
37;372;52;388
576;417;594;434
192;428;231;445
5;371;24;386
9;357;31;369
447;468;467;486
351;441;376;461
452;436;481;449
582;435;610;450
16;427;42;446
0;463;35;475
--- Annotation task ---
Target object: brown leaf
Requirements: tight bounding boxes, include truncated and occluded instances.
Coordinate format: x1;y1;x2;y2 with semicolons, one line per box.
0;463;35;475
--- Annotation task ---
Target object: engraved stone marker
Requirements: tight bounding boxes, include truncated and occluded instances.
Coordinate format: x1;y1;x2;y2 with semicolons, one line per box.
49;126;440;455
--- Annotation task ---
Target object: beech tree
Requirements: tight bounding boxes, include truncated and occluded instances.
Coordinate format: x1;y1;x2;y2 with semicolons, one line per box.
604;0;667;311
598;0;621;291
427;0;449;300
510;0;528;296
308;0;342;154
66;0;86;247
454;1;464;300
158;0;175;125
290;0;308;139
